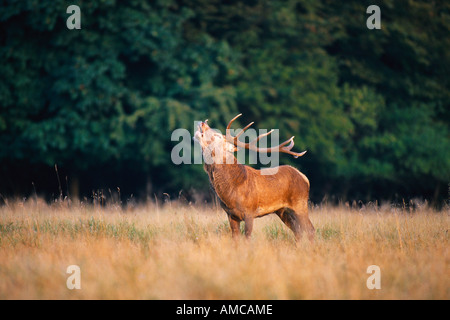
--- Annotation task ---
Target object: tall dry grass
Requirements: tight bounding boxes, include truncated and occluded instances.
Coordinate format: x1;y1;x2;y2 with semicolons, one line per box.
0;199;448;299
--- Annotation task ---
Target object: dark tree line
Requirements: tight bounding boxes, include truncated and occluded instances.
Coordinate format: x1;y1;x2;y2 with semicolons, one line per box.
0;0;449;205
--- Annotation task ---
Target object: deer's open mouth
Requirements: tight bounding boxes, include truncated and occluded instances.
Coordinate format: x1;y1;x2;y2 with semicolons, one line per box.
193;129;201;143
199;120;209;133
193;121;205;143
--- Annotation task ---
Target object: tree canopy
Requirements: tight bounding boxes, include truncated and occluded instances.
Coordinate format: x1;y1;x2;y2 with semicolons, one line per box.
0;0;449;205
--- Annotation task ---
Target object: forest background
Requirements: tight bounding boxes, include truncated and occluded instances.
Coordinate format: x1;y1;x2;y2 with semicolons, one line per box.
0;0;449;206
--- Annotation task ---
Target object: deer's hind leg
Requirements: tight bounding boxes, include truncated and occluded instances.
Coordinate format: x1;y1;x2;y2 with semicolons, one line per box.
276;208;300;238
292;200;315;242
276;204;314;242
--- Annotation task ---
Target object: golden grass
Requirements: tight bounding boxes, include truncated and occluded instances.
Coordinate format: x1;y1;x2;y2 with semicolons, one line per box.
0;200;448;299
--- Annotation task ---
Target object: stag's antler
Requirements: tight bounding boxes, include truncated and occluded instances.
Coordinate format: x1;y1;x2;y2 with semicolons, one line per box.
225;114;307;158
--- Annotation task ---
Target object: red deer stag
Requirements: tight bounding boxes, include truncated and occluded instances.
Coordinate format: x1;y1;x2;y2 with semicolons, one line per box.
194;114;314;241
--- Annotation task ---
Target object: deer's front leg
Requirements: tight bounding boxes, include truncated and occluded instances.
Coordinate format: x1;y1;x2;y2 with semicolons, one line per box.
227;215;241;238
244;216;254;238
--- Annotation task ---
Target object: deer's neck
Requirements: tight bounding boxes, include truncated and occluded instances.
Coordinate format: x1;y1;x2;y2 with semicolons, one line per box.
204;160;247;205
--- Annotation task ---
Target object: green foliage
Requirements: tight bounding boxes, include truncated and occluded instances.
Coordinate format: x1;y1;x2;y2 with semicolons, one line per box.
0;0;448;203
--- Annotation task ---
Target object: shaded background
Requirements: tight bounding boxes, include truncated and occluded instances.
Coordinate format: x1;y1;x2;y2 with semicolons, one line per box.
0;0;449;206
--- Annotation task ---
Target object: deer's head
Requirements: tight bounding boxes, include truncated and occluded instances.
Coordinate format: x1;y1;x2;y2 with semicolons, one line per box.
194;120;237;164
193;114;307;164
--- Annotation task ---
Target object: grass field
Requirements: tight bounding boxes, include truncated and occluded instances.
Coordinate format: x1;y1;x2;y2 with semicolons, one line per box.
0;199;448;299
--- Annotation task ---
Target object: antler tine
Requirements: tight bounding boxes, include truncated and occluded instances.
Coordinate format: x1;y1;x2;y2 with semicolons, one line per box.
249;129;274;147
278;137;307;158
226;113;242;130
253;135;306;157
235;122;254;140
277;136;294;149
226;113;254;143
